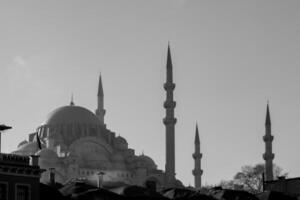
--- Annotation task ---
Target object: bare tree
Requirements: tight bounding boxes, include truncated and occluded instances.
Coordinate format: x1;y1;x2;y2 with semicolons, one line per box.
219;163;287;194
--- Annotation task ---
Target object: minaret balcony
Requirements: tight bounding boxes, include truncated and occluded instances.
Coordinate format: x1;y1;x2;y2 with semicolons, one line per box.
95;109;106;116
193;152;202;159
163;117;177;125
263;135;274;142
263;153;275;160
164;100;176;109
164;83;175;90
192;169;203;176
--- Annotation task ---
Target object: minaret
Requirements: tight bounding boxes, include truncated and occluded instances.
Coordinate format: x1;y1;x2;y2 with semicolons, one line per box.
95;74;106;126
163;45;177;187
263;103;274;181
193;124;203;190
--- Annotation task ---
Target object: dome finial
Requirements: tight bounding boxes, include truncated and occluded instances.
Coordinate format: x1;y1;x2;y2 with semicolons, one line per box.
70;93;74;106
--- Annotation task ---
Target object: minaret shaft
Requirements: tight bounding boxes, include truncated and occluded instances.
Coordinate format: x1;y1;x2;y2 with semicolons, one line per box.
163;45;177;187
263;104;274;181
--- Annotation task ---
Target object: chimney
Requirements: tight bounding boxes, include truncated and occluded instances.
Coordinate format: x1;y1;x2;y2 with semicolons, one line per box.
0;124;12;153
30;155;39;166
49;168;55;186
278;176;286;180
97;171;105;188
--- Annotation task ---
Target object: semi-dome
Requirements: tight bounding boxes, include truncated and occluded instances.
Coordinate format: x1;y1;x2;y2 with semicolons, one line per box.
42;105;101;126
17;140;28;148
13;141;45;156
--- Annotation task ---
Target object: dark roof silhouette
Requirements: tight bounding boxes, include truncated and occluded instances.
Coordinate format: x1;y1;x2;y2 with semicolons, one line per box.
206;188;259;200
71;188;124;200
112;185;168;200
60;180;97;197
162;187;216;200
60;180;124;200
40;183;65;200
256;191;297;200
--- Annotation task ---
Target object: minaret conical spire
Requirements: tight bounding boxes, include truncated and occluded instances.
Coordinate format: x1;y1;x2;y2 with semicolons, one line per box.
263;102;274;181
195;123;200;144
265;103;271;126
95;73;106;126
98;73;104;97
166;44;173;83
163;44;177;187
193;123;203;190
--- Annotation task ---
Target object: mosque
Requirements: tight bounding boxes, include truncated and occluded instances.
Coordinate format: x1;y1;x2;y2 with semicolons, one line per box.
12;46;203;190
6;45;283;194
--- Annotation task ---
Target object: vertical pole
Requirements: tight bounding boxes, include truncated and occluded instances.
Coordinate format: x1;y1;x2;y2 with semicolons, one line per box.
49;168;55;186
97;172;105;188
0;132;2;153
262;172;265;191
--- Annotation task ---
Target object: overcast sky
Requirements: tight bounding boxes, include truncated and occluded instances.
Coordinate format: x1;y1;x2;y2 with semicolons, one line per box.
1;0;300;186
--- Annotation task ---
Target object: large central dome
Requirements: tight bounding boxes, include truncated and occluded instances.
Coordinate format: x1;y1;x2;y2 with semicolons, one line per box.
37;104;104;147
42;105;101;126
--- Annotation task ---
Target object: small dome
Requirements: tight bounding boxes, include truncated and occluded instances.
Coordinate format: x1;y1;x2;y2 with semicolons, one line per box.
137;155;157;169
116;136;127;144
17;140;28;148
42;105;101;126
114;136;128;150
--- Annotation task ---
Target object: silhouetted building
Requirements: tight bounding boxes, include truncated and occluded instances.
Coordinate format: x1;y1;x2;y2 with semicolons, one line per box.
0;153;43;200
265;177;300;197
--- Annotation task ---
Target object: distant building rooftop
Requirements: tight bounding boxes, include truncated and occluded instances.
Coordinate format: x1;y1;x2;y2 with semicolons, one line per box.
265;176;300;197
0;153;29;166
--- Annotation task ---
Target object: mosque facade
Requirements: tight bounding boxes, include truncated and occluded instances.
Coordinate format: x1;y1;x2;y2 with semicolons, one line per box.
12;46;187;190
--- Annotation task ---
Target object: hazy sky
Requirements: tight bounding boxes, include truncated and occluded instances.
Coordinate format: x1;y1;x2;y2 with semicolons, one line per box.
1;0;300;186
